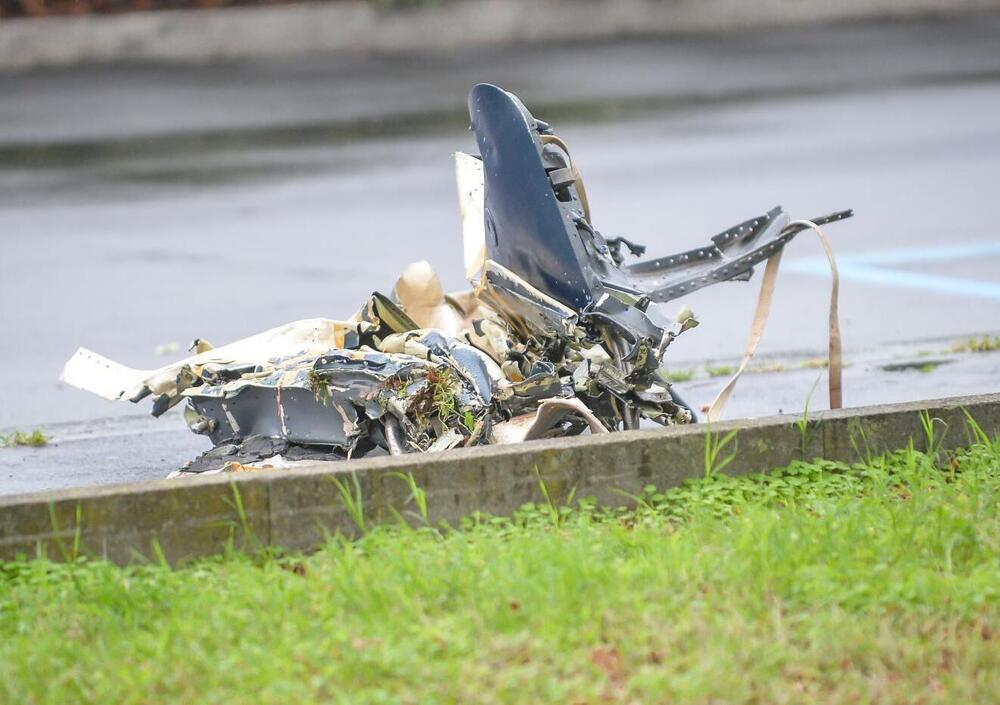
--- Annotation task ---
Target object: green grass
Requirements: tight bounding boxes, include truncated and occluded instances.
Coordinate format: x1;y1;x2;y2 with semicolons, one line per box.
3;433;1000;703
705;364;735;378
662;368;694;383
0;429;49;448
953;335;1000;353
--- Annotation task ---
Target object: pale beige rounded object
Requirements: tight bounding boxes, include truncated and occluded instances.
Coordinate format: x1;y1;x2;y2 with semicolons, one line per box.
393;260;465;335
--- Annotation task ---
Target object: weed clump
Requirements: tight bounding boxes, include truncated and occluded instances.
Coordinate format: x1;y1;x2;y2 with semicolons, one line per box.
0;430;49;448
663;368;694;383
952;335;1000;353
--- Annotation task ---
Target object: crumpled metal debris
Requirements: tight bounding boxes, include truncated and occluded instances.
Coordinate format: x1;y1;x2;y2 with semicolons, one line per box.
60;84;852;475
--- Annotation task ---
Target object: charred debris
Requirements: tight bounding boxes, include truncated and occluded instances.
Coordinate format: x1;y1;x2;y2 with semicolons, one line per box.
61;84;852;475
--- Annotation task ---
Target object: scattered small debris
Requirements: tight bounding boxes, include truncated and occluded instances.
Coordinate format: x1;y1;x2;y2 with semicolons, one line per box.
59;84;852;475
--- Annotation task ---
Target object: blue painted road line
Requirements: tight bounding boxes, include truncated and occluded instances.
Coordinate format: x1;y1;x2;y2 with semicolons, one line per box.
783;240;1000;301
784;260;1000;301
829;241;1000;265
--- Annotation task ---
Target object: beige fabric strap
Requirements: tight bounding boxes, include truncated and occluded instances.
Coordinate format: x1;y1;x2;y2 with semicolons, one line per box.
539;134;591;223
705;219;842;422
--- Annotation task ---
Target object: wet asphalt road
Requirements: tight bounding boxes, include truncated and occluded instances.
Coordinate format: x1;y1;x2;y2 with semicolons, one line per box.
2;15;1000;493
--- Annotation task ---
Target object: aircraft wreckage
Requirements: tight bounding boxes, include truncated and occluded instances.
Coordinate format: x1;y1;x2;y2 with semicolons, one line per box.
61;84;852;475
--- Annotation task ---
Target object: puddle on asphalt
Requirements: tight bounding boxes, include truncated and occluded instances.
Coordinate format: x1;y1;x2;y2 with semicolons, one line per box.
880;359;955;373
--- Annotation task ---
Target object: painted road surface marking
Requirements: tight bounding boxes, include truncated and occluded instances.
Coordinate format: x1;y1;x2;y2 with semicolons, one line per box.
784;241;1000;301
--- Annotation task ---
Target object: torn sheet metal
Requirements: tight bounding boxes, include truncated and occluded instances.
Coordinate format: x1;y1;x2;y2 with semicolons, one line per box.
62;319;364;414
61;83;852;475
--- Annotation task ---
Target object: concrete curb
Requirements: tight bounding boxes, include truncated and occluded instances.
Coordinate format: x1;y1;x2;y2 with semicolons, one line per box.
2;392;998;564
3;0;1000;70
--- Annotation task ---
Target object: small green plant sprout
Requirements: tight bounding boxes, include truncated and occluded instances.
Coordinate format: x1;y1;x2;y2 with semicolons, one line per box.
330;472;366;534
0;430;50;448
961;408;991;447
703;427;738;479
420;367;460;422
795;412;812;459
847;416;875;465
663;368;694;383
533;466;575;527
706;364;735;378
307;370;331;406
795;375;822;459
799;358;830;370
46;501;83;562
391;471;430;526
951;334;1000;353
918;410;947;460
221;481;263;554
610;485;658;514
